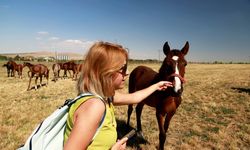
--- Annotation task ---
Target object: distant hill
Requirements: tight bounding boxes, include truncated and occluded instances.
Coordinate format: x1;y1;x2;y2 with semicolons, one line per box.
0;51;83;60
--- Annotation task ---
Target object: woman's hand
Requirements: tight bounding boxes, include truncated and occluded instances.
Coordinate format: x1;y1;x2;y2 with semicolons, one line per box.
111;137;128;150
157;81;173;91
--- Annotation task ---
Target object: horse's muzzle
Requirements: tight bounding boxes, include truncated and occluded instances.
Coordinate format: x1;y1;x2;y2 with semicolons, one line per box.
166;74;185;96
169;73;186;83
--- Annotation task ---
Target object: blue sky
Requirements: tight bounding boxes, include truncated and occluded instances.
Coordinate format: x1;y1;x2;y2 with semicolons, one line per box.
0;0;249;62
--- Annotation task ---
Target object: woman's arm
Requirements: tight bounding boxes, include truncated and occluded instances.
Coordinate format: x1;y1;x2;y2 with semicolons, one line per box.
64;98;105;150
113;81;172;105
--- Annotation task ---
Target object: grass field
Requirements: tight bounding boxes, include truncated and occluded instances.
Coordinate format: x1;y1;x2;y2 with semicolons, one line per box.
0;61;249;150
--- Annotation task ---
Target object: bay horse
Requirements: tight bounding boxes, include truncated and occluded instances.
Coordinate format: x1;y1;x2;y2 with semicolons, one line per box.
24;62;49;91
3;61;14;77
57;61;76;79
57;62;65;78
73;63;83;80
127;41;189;150
62;61;77;79
3;60;24;78
14;63;25;79
52;63;61;82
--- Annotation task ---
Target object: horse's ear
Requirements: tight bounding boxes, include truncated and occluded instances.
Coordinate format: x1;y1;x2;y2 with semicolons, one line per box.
181;41;189;55
163;41;170;56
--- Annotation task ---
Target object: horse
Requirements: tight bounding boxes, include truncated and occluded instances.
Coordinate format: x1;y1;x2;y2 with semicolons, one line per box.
57;61;76;79
3;60;24;78
3;61;14;77
52;63;61;82
62;61;77;79
127;41;189;150
73;63;83;80
14;63;25;79
57;62;64;78
24;62;49;91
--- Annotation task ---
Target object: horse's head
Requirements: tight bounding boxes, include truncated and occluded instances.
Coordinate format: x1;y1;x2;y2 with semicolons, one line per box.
159;41;189;95
23;62;32;67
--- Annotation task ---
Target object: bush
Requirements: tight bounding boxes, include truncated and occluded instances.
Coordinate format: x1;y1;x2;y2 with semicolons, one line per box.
0;55;8;61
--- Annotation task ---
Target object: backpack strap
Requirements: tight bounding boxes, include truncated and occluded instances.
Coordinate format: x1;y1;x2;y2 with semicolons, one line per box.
62;92;94;107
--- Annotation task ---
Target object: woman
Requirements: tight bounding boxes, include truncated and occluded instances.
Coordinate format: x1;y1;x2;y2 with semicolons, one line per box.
64;42;172;150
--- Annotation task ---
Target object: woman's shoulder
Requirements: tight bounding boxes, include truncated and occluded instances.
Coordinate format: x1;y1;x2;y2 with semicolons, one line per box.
79;97;105;110
72;94;104;109
75;97;106;117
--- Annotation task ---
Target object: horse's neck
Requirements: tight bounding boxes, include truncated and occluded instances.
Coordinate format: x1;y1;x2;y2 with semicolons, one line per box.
27;64;34;70
19;64;24;69
152;73;161;84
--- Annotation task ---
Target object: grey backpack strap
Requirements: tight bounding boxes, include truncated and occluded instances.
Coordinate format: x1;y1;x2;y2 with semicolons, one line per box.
62;93;94;107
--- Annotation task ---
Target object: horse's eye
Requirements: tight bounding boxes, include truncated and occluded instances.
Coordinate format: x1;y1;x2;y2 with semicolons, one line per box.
180;61;187;66
166;60;172;65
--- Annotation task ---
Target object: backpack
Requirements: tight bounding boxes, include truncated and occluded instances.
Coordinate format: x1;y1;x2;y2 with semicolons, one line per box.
18;93;105;150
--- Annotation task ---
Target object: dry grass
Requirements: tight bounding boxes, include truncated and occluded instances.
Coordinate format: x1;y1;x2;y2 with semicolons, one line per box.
0;61;249;150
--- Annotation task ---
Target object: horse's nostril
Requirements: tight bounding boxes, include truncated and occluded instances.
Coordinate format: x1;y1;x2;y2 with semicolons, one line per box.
177;89;183;95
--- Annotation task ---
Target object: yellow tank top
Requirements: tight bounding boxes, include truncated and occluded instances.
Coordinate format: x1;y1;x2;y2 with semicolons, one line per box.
64;95;117;150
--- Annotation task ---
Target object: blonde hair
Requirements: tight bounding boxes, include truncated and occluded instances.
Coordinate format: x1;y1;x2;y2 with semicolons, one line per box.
77;41;128;99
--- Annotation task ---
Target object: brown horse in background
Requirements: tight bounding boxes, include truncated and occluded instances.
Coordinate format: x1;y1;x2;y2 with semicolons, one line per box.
3;60;24;78
62;61;77;79
3;61;14;77
14;63;25;79
73;63;83;80
52;63;61;82
57;62;64;78
127;41;189;150
24;62;49;91
57;61;76;79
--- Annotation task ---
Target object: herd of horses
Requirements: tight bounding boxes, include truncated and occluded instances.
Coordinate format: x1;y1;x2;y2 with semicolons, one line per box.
2;41;189;150
2;60;82;90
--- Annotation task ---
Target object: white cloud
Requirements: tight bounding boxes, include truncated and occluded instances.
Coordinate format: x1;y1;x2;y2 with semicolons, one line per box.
82;41;95;49
34;32;95;53
53;39;95;52
37;31;49;35
49;37;60;41
65;39;84;44
35;37;42;40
